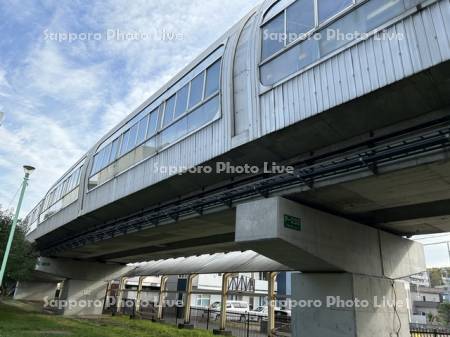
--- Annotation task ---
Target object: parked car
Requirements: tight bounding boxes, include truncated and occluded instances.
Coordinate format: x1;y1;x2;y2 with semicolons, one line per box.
261;308;292;323
248;306;283;322
212;301;250;322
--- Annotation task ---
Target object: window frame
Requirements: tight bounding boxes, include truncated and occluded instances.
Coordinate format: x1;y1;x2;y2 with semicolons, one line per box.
88;48;223;183
260;0;358;65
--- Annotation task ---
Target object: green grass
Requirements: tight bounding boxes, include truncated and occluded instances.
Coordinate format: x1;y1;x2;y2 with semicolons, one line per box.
0;300;214;337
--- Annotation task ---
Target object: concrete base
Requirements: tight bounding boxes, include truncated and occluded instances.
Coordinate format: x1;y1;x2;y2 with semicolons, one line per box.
57;278;110;316
212;329;232;335
26;257;130;316
14;281;58;302
178;323;194;329
292;273;410;337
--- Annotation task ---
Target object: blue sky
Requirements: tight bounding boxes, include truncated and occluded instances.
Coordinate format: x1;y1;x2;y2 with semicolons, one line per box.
0;0;261;214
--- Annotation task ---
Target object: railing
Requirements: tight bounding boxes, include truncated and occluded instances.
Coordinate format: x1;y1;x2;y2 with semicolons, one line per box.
111;298;292;337
161;306;291;337
411;327;450;337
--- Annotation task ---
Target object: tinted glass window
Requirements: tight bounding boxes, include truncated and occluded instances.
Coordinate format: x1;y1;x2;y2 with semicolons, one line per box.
136;115;149;145
187;95;219;132
119;129;130;156
204;60;221;98
286;0;315;43
363;0;404;31
162;95;176;127
175;84;189;118
260;38;319;85
109;137;120;164
188;72;204;109
147;108;159;137
318;0;352;23
262;13;285;60
101;143;112;169
160;117;188;148
92;153;101;174
126;123;139;152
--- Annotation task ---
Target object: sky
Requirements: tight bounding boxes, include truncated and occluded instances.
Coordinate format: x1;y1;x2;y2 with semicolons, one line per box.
0;0;448;269
0;0;262;215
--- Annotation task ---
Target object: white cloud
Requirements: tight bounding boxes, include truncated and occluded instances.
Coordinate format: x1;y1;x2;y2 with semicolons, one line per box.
0;0;262;216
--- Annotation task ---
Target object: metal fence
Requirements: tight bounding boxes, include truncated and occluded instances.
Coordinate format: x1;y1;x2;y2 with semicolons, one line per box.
161;307;290;337
111;299;292;337
107;300;450;337
411;327;450;337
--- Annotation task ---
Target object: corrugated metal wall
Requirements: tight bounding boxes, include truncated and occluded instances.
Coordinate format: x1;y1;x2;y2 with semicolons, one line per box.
259;0;450;136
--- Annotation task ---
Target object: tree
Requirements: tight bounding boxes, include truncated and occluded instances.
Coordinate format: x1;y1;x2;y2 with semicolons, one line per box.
0;207;37;295
429;268;445;287
438;302;450;326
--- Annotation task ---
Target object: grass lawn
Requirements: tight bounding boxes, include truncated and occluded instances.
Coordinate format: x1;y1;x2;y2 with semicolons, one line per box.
0;300;213;337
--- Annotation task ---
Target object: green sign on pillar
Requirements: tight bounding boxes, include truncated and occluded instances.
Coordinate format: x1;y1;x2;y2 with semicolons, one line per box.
283;214;301;231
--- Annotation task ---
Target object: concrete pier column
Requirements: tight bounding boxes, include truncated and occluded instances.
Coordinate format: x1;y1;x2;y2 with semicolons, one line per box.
28;257;129;316
179;274;196;329
135;276;145;315
116;276;127;314
157;275;168;321
267;272;277;337
236;197;426;337
291;273;411;337
213;273;232;335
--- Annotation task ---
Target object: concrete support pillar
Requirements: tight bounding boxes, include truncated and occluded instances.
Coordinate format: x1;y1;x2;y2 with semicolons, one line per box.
267;272;277;337
236;197;426;337
14;281;58;302
292;273;411;337
179;274;196;329
102;280;111;312
135;276;145;315
29;257;130;316
157;275;168;321
116;277;127;314
213;273;232;335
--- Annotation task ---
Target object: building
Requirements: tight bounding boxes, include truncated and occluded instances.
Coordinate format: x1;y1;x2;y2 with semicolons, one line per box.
410;285;445;324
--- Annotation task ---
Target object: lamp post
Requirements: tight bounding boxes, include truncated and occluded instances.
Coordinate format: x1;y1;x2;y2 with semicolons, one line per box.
0;165;35;288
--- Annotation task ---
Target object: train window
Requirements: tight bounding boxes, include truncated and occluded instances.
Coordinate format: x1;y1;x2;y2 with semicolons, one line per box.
261;13;285;61
160;117;188;149
261;38;319;85
126;123;139;152
174;84;189;118
261;0;409;86
136;115;149;145
264;0;295;22
92;152;102;174
187;95;219;132
101;143;112;169
286;0;314;43
204;60;221;98
162;95;176;127
147;108;159;137
188;72;205;109
318;0;352;24
88;54;223;189
119;129;131;157
61;179;69;196
364;0;404;32
109;136;121;164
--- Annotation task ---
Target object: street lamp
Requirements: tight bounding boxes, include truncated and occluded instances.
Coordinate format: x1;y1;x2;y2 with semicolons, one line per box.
0;165;35;288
